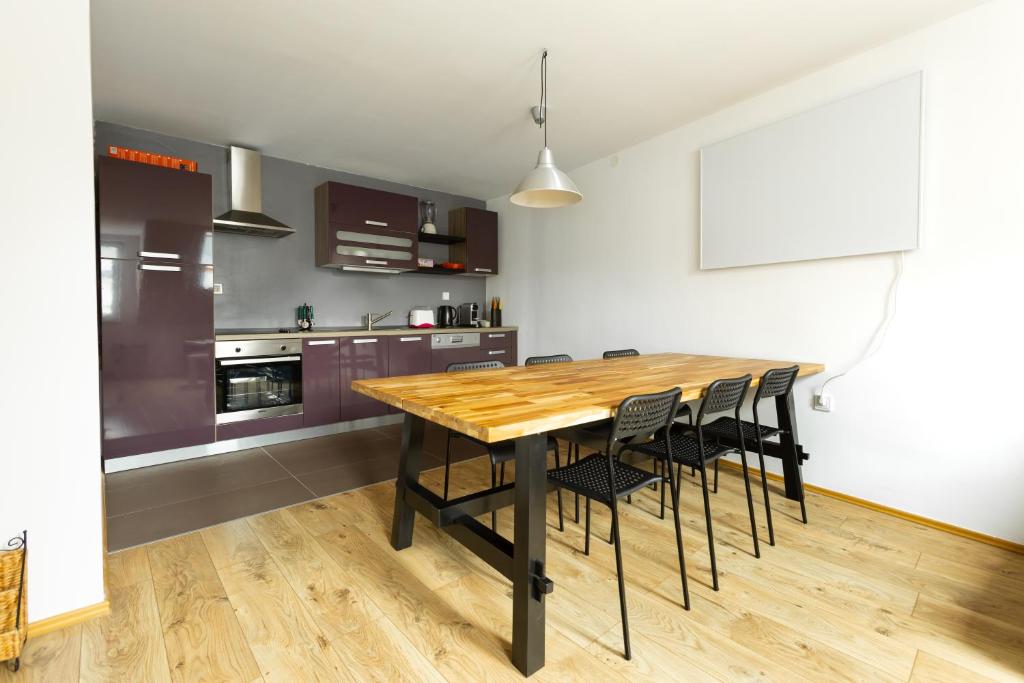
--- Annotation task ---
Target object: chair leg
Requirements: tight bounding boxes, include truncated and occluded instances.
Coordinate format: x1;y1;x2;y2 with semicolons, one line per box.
664;454;690;610
756;436;775;546
738;451;761;559
659;459;666;520
491;463;498;531
574;444;581;524
443;430;454;500
610;499;631;660
584;497;592;556
793;440;809;524
697;463;719;591
713;459;719;493
554;444;564;532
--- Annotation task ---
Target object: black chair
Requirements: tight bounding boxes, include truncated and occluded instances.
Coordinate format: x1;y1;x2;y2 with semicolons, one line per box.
443;360;563;531
602;348;640;359
698;365;805;538
547;387;690;660
524;354;573;366
622;375;756;592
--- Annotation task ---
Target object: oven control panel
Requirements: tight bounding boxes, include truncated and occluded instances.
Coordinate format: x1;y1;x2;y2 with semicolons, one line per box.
215;339;303;358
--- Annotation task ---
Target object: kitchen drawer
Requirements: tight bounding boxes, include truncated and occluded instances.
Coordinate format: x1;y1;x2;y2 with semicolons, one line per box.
480;331;511;349
217;414;304;441
327;182;418;233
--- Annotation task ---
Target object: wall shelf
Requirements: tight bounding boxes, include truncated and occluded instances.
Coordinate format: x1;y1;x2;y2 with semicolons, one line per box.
417;232;465;245
415;266;466;276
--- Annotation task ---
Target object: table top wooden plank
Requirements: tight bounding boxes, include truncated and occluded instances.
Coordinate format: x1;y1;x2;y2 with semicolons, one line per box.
352;353;825;442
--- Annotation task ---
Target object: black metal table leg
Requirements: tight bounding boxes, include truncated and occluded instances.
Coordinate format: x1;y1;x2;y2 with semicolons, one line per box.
775;391;803;501
511;432;548;677
390;413;426;550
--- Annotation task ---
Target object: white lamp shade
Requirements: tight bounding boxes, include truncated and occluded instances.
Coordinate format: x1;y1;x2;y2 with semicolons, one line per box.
510;147;582;208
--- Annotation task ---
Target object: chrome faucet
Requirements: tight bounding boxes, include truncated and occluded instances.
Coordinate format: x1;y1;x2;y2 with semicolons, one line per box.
366;311;392;331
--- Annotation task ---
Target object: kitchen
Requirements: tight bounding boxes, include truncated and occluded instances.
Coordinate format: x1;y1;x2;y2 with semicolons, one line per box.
6;1;1024;680
97;122;518;548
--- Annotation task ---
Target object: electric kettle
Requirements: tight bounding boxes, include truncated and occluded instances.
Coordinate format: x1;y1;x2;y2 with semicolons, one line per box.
437;305;458;328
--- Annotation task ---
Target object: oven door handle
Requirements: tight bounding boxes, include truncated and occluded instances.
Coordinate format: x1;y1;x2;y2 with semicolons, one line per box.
218;355;301;366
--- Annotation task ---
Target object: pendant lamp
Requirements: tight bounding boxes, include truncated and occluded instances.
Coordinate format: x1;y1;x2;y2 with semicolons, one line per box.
510;50;582;208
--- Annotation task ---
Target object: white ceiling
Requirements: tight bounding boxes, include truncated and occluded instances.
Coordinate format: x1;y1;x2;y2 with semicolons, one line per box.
91;0;985;200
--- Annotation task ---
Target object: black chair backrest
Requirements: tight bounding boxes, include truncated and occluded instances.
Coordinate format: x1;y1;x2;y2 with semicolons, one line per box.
525;354;573;366
447;360;505;373
609;387;682;446
603;349;639;359
754;365;799;402
695;375;752;425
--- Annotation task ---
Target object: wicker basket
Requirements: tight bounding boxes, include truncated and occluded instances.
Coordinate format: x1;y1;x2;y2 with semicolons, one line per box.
0;531;27;672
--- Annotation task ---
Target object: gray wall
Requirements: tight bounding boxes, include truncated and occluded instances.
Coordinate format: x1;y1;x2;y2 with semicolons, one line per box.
94;122;487;329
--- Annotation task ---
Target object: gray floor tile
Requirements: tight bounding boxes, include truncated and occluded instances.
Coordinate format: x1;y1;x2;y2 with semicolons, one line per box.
263;429;398;476
105;447;289;517
106;477;314;551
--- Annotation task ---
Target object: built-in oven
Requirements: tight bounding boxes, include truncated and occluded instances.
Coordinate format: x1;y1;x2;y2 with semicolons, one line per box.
215;339;302;424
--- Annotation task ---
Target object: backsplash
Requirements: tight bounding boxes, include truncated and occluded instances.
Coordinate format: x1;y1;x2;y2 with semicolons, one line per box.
93;122;487;329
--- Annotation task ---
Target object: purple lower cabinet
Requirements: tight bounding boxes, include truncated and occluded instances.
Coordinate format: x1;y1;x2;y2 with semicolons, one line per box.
386;334;432;413
302;339;341;426
339;336;389;420
217;414;304;441
100;259;215;460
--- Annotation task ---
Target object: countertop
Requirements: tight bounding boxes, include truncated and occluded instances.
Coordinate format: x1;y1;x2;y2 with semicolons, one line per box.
215;326;518;341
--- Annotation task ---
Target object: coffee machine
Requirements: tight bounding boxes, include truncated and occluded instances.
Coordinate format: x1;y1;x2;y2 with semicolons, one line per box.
458;303;480;327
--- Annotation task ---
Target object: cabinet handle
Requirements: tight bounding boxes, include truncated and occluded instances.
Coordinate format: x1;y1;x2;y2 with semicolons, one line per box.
474;268;493;273
220;355;301;366
365;259;389;266
365;220;389;227
487;349;506;355
140;264;181;272
139;251;180;260
399;337;421;342
353;338;378;344
487;333;505;338
307;340;336;346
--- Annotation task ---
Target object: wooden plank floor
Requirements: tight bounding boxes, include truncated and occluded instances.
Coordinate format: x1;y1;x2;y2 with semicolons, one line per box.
7;450;1024;682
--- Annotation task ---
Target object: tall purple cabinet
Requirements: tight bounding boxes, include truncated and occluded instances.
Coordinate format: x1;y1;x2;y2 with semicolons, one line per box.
97;156;215;461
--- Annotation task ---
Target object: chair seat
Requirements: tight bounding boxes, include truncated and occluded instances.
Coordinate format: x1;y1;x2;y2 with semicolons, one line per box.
624;430;734;467
675;403;692;419
547;454;661;504
461;433;559;465
700;417;780;442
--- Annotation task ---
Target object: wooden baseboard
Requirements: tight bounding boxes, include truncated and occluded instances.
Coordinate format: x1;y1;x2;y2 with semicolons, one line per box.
27;600;110;638
716;459;1024;554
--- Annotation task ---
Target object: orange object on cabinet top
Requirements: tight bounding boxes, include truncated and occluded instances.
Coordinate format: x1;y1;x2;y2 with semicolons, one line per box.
107;145;198;172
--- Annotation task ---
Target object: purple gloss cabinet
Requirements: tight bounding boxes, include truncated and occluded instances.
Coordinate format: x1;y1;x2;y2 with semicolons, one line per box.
338;336;389;421
386;334;431;413
98;157;215;461
302;338;341;426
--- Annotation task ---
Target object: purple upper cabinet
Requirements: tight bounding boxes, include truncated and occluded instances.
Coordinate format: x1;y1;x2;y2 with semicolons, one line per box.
315;183;419;271
302;338;341;427
100;260;215;459
449;207;498;276
326;182;418;233
386;334;432;414
97;156;213;265
339;336;389;421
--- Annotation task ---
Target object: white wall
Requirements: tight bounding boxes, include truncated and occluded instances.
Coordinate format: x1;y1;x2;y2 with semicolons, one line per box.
0;5;106;619
489;0;1024;543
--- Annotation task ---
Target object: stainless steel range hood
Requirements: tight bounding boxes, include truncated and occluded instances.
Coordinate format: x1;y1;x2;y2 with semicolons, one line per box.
213;146;295;238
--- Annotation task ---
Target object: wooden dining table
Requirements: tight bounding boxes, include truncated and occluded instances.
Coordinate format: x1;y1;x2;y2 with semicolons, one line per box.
352;352;825;676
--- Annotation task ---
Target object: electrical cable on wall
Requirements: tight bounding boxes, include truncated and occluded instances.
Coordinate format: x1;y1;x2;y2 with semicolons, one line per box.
817;250;906;400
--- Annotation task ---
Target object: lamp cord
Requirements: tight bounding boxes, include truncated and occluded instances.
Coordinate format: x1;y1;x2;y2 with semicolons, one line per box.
540;49;548;148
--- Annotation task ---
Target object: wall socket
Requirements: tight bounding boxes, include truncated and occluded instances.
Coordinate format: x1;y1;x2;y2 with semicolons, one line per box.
441;291;450;301
813;392;833;412
212;283;223;295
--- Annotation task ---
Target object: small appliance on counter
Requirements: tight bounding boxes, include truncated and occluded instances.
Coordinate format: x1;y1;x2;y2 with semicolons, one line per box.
489;296;503;327
409;307;435;328
297;302;314;331
437;305;458;328
458;303;480;327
